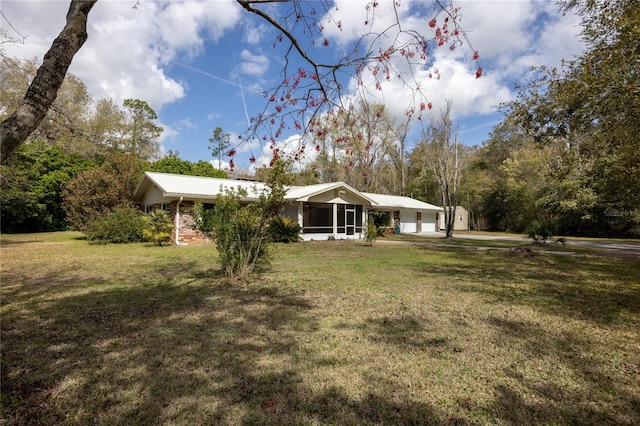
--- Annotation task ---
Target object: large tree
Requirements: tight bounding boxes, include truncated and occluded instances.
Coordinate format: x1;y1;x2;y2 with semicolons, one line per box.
418;101;468;238
0;0;97;163
62;152;145;231
0;139;91;233
309;101;399;192
208;127;231;170
120;99;163;160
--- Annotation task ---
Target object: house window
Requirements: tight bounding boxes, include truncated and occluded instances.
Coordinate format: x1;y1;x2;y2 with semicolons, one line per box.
161;203;171;212
303;203;333;233
144;205;153;214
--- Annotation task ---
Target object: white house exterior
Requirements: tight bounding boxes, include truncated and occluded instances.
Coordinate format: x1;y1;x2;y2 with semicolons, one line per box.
363;192;441;234
133;172;443;244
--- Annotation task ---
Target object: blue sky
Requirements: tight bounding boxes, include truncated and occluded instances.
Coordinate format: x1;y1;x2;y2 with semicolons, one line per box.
2;0;585;173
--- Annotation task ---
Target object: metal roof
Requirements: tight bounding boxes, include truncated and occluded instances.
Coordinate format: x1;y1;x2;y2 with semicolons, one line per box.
134;172;440;211
133;172;269;201
362;192;443;211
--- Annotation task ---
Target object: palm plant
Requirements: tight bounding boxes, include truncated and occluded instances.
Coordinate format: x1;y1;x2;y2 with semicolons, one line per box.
143;209;174;246
268;216;302;243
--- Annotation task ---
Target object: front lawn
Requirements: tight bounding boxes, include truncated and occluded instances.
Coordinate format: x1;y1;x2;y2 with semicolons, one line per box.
1;233;638;425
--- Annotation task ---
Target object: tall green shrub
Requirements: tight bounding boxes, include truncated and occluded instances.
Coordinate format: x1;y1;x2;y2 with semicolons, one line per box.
364;217;378;246
194;159;290;279
84;207;145;244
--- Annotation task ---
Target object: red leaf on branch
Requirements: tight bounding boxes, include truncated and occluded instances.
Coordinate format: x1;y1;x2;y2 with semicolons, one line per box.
475;67;483;79
473;51;480;60
429;18;437;28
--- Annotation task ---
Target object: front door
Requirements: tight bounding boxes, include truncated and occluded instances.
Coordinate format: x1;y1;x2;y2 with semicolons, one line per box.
346;207;356;235
416;211;422;233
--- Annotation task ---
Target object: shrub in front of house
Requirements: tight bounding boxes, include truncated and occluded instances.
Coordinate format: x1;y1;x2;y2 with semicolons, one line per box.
143;209;174;246
364;217;378;246
85;207;145;244
268;216;302;243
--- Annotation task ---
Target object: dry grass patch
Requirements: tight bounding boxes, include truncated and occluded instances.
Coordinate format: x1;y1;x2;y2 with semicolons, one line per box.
1;233;639;425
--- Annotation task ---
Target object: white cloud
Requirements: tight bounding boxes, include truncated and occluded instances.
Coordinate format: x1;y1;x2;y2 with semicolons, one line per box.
239;49;269;76
319;0;584;127
207;111;222;120
2;0;243;113
243;23;270;45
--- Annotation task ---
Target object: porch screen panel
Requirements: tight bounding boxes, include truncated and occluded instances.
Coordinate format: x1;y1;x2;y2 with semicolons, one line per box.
337;205;345;233
303;203;333;233
355;205;363;232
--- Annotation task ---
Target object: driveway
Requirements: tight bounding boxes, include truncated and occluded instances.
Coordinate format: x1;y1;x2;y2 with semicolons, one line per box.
448;232;640;257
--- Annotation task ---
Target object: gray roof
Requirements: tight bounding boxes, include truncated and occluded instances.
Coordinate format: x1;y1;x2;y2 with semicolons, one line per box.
134;172;440;210
133;172;269;201
362;192;442;211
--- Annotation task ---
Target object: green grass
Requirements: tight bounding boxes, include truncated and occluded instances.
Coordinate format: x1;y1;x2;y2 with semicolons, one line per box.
1;232;639;425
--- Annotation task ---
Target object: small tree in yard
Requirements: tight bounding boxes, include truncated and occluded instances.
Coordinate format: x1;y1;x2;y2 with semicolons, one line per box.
194;159;289;279
143;209;174;246
364;217;378;246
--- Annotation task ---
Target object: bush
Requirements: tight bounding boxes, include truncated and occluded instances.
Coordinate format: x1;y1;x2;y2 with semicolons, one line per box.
193;159;290;279
268;216;302;243
85;208;145;243
364;217;378;246
369;211;391;236
526;219;556;244
143;209;174;246
195;190;271;278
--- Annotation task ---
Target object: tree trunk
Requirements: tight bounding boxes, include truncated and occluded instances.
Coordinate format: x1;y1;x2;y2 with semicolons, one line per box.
0;0;97;164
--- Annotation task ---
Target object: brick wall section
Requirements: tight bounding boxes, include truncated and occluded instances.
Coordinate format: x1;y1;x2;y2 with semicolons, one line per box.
172;201;210;245
144;201;210;245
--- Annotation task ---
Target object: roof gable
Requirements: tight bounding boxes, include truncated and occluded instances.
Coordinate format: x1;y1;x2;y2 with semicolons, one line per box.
286;182;376;205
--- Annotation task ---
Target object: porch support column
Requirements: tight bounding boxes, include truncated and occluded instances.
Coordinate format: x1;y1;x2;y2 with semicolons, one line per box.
298;202;304;234
333;203;338;237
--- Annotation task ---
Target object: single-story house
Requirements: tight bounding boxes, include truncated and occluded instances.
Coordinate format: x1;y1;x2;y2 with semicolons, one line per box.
133;172;442;244
437;206;469;231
